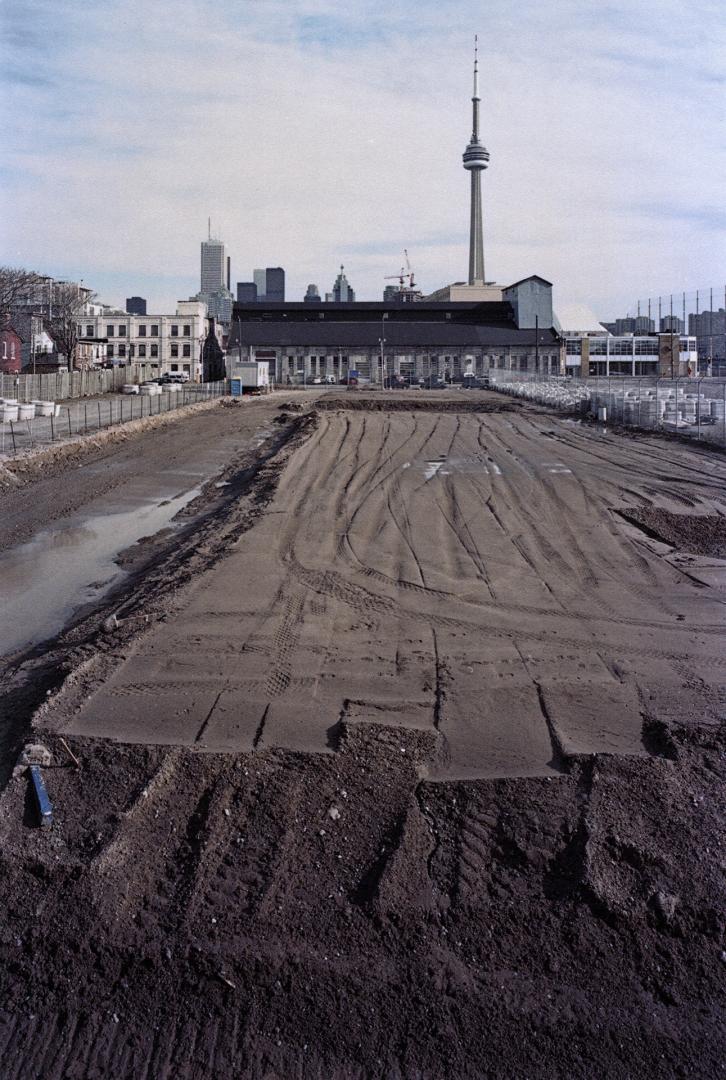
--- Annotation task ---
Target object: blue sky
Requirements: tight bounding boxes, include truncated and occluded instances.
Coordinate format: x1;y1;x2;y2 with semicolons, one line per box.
1;0;724;325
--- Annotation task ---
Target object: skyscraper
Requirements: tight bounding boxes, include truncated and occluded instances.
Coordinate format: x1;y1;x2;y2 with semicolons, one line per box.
126;296;147;315
265;267;285;302
237;282;258;303
304;284;321;303
462;37;489;286
328;265;355;302
253;269;266;301
201;229;225;294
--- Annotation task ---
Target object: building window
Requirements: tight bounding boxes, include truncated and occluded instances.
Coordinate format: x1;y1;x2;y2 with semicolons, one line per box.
171;343;179;358
86;324;93;336
138;325;146;337
171;324;179;337
138;344;146;358
150;344;158;358
171;363;179;372
106;325;114;337
183;344;191;357
183;324;191;337
107;344;114;357
182;364;190;373
150;324;159;337
118;325;126;337
118;344;126;358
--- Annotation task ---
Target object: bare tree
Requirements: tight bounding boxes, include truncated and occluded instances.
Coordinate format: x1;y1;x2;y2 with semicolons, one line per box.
0;265;42;330
45;283;96;371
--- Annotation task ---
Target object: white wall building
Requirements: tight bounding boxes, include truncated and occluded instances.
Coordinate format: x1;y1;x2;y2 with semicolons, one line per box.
81;301;213;378
564;333;698;377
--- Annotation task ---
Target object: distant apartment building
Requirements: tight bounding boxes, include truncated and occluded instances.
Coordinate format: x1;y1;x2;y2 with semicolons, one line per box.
126;296;147;315
564;332;698;377
689;307;726;365
83;301;215;378
660;315;684;334
304;284;322;304
601;316;656;336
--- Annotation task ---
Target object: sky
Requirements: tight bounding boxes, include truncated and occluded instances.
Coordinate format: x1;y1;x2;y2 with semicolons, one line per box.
1;0;724;327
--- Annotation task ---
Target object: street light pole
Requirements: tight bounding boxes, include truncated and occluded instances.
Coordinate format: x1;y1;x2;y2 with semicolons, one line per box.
380;312;388;389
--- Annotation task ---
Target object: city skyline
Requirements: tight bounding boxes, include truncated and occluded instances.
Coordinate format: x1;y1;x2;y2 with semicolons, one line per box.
2;1;724;327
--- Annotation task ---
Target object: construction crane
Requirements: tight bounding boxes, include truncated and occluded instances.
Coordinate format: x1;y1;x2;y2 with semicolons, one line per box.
384;251;416;290
403;249;416;289
384;266;407;287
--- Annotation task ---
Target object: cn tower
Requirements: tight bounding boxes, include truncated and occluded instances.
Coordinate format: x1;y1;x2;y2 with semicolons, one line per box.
462;36;490;286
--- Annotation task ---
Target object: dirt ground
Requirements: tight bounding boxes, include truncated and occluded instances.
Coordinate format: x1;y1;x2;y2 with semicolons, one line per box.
0;390;724;1078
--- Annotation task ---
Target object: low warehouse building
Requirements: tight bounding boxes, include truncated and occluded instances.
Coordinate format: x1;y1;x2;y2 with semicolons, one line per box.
227;276;564;384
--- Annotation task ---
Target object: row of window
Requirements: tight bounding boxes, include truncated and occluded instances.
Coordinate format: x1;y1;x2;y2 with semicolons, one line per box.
105;343;193;358
79;324;192;338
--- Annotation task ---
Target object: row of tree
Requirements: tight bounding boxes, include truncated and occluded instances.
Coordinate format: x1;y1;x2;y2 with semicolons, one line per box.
1;265;96;370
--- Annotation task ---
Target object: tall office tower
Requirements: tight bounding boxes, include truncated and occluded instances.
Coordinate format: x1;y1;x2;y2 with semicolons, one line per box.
126;296;147;315
304;284;322;303
253;269;266;301
201;223;225;294
330;265;355;302
237;282;258;303
462;37;489;286
265;267;285;302
660;315;684;334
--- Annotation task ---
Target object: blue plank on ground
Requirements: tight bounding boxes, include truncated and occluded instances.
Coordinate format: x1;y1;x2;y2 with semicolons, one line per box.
29;765;53;827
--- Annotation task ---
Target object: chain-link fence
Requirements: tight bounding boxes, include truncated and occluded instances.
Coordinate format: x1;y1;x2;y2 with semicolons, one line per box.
0;363;160;403
0;382;227;459
490;371;726;448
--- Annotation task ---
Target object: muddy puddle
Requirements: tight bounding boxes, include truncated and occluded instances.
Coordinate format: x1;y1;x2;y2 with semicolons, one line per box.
0;485;200;656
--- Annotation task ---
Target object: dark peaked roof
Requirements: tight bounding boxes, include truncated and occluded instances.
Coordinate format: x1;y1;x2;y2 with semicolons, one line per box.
229;321;558;349
505;275;553;289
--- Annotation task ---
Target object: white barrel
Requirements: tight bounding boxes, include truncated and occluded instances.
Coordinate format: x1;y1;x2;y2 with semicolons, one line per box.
122;383;139;394
18;403;35;420
37;401;55;416
1;404;19;422
139;384;156;396
597;406;607;422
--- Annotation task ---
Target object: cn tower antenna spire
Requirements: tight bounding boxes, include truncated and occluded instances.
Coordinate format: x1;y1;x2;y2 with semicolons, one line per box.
462;34;489;286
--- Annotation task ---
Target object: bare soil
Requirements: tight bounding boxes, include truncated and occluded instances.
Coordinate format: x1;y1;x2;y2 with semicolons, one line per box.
0;390;724;1078
620;507;726;559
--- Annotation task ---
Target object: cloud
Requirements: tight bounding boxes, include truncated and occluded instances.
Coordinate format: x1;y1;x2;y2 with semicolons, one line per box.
1;0;724;322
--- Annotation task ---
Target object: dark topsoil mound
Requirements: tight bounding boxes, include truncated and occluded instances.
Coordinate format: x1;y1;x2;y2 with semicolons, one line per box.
0;713;723;1079
317;395;520;414
620;507;726;558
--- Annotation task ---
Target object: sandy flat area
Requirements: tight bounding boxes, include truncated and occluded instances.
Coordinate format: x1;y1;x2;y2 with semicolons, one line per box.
62;397;726;779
